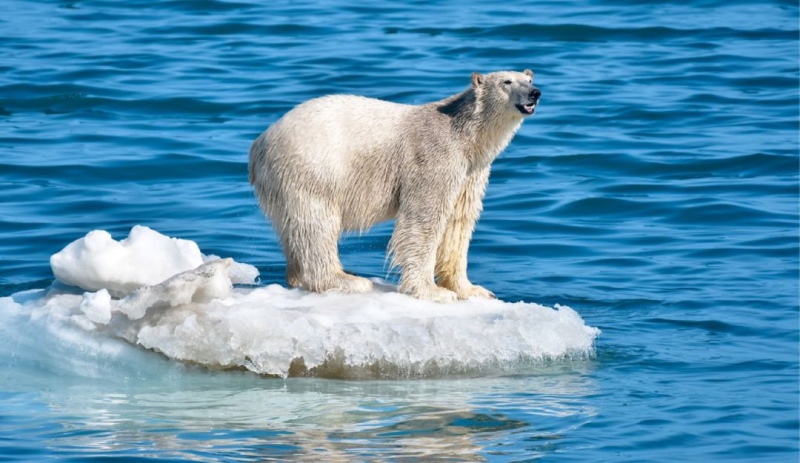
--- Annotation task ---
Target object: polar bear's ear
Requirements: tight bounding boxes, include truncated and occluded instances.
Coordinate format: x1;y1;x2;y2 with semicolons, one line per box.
471;72;484;88
523;69;534;79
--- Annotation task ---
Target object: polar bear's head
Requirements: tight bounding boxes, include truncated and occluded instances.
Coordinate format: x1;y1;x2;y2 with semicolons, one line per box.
471;69;541;117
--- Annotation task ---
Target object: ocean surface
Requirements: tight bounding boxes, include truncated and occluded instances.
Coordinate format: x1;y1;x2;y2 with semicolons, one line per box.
1;0;798;461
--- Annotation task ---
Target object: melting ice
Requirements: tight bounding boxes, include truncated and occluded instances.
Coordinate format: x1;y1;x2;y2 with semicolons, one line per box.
2;226;600;379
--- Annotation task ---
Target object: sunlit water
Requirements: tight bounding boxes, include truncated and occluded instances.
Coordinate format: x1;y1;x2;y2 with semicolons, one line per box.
1;0;798;461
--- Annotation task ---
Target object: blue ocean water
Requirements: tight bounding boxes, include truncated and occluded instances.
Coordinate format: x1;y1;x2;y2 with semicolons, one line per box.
1;0;798;461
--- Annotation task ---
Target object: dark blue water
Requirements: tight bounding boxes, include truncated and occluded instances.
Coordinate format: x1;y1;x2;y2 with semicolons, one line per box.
1;0;798;461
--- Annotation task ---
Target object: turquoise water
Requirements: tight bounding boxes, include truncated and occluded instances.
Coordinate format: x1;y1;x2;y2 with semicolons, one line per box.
2;0;798;461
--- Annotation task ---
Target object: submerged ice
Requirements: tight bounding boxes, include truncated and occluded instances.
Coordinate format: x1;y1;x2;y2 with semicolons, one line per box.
2;227;600;379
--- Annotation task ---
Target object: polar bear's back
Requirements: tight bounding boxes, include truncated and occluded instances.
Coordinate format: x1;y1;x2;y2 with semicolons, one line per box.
250;94;417;229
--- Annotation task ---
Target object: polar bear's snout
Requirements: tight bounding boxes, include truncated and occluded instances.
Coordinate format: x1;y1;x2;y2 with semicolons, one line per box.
517;86;541;115
530;87;542;103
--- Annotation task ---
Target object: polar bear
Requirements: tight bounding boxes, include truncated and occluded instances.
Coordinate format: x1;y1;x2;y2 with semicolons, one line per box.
249;70;540;303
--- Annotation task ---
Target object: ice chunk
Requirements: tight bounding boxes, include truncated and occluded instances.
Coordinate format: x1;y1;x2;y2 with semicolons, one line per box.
33;226;599;379
126;282;600;378
79;289;112;325
116;259;233;320
202;254;259;285
50;226;205;297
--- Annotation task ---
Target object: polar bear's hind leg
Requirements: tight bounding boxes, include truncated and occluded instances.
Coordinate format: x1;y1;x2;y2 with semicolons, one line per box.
278;210;372;294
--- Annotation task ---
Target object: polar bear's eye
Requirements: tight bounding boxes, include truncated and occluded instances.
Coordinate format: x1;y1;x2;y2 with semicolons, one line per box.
503;80;512;85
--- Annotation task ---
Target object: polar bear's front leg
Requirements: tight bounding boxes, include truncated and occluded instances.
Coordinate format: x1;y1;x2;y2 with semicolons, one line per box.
435;168;495;300
391;213;459;303
389;170;465;303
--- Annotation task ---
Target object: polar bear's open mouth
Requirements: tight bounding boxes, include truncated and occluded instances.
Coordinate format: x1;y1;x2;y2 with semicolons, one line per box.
516;102;537;115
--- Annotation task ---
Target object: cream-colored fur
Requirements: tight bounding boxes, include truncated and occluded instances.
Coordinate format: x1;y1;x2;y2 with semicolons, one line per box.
249;70;540;302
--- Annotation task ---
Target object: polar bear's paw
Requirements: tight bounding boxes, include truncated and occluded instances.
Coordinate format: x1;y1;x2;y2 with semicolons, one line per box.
424;287;459;303
403;285;458;303
321;272;373;294
455;284;496;300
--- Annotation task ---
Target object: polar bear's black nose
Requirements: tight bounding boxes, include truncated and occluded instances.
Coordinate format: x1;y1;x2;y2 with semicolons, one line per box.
530;88;541;101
